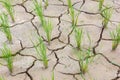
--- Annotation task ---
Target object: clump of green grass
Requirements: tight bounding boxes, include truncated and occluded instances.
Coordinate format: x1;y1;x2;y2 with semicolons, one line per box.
76;48;93;74
74;27;83;50
0;44;13;73
110;24;120;50
0;0;15;22
99;0;104;11
0;13;12;42
33;0;44;25
101;7;113;28
33;0;53;45
43;19;53;45
32;36;48;68
67;0;79;27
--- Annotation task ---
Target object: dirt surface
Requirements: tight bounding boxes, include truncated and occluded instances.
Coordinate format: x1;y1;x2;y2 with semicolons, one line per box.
0;0;120;80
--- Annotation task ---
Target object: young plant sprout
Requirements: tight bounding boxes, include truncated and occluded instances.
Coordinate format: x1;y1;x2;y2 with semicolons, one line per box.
0;0;15;22
74;27;83;50
33;0;44;25
0;44;13;73
76;48;93;74
51;71;54;80
0;13;12;42
110;24;120;50
43;19;53;45
32;36;48;68
33;0;53;45
99;0;104;11
101;7;113;28
67;0;79;27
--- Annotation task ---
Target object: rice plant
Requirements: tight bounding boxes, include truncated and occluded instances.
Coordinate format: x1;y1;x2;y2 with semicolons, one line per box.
0;44;13;73
32;36;48;68
74;27;83;50
33;0;44;25
101;7;113;28
0;0;15;22
33;0;53;45
99;0;104;11
67;0;79;27
0;76;5;80
76;48;93;74
43;19;53;45
51;71;54;80
0;13;12;42
110;24;120;50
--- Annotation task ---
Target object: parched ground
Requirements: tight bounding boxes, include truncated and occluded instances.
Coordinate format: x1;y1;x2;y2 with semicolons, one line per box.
0;0;120;80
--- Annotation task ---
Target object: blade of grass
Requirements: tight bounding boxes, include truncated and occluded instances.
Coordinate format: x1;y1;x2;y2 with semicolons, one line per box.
74;27;83;50
33;0;44;25
101;6;113;28
99;0;104;11
67;0;81;27
110;24;120;50
0;44;13;73
33;0;53;45
67;0;75;26
51;71;54;80
43;19;53;45
76;49;93;74
0;0;15;22
32;36;48;68
0;13;12;42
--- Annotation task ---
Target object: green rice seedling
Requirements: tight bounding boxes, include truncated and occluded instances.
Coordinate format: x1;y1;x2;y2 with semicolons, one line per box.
32;36;48;68
0;76;5;80
33;0;53;45
101;7;113;28
33;0;44;25
67;0;79;27
74;27;83;50
0;13;12;42
51;71;54;80
76;48;93;74
0;44;13;73
43;19;53;45
110;24;120;50
0;0;15;22
99;0;104;11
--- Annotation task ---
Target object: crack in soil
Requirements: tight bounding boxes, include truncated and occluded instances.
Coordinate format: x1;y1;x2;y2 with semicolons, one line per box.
0;0;120;80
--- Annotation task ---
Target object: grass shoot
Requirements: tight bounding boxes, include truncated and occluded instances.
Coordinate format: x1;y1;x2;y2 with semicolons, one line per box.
0;0;15;22
101;7;113;28
32;36;48;68
110;24;120;50
74;27;83;50
67;0;79;27
76;48;93;74
33;0;53;45
0;13;12;42
99;0;104;11
0;44;13;73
